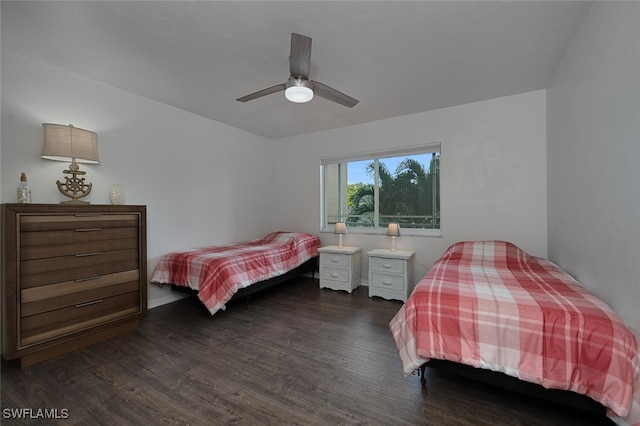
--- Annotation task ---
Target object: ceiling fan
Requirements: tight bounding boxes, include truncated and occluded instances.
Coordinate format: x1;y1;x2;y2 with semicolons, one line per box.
236;33;359;108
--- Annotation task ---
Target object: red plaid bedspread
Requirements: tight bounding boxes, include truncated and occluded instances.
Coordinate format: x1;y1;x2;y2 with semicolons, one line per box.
150;232;320;315
389;241;640;425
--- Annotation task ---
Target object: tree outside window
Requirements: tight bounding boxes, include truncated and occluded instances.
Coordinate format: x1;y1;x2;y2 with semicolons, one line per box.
323;148;440;233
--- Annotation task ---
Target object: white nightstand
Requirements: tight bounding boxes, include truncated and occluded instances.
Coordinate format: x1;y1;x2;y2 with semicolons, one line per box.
317;246;362;293
367;249;415;302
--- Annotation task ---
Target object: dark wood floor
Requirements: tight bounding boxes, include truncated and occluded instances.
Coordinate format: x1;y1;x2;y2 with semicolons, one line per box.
2;277;613;425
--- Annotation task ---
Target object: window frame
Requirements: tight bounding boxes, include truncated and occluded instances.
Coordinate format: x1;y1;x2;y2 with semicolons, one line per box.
320;143;442;237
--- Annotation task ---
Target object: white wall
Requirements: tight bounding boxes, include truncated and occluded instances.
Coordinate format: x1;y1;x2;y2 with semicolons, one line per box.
1;51;274;308
271;90;548;283
547;3;640;334
0;53;549;312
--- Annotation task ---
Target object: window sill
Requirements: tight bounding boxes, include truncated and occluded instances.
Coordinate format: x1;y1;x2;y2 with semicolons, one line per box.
321;227;442;238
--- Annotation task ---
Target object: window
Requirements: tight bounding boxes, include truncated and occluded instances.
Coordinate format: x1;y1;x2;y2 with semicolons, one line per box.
321;144;440;235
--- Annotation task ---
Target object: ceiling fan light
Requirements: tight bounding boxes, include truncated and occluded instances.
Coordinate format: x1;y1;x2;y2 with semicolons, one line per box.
285;85;314;103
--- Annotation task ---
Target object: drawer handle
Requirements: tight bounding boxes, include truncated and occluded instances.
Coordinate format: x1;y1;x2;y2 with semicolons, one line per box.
330;272;339;278
75;299;103;308
75;252;103;257
75;214;102;217
331;257;340;263
75;228;103;232
382;263;393;268
383;280;393;285
75;276;101;282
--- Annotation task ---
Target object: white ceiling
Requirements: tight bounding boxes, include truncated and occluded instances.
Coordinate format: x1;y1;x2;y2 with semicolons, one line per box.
1;1;591;140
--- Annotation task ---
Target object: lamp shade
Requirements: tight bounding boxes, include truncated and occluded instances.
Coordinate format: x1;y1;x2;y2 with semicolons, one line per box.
386;223;401;237
41;123;99;164
334;222;347;235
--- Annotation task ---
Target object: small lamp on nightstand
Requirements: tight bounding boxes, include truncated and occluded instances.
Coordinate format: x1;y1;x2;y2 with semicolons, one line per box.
334;222;347;248
386;222;401;252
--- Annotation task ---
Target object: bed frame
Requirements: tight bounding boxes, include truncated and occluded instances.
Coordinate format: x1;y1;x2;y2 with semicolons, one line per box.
171;256;318;308
419;359;607;416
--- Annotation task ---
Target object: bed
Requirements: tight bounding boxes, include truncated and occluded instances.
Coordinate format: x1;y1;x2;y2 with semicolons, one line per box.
389;240;640;426
150;231;321;315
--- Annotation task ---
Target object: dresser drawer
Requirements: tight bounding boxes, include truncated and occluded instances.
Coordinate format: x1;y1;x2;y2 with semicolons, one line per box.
20;260;140;289
20;213;139;232
21;270;140;316
20;227;139;249
370;273;404;291
21;291;141;347
369;257;405;274
320;253;351;268
21;237;139;261
319;266;350;283
21;249;139;275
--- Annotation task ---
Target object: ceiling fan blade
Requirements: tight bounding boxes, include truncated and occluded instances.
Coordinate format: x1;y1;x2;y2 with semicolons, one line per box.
312;81;359;108
290;33;311;79
236;83;286;102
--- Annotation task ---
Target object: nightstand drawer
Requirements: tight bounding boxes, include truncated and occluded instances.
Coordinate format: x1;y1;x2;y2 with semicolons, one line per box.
317;246;362;294
370;257;405;274
320;253;351;268
370;273;404;291
367;249;414;302
319;266;350;283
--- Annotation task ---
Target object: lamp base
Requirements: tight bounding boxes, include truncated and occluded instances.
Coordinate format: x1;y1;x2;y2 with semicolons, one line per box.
56;160;93;204
390;236;397;252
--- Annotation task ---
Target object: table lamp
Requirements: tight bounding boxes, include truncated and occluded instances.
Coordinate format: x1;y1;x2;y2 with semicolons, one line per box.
41;123;99;204
334;222;347;248
386;222;401;252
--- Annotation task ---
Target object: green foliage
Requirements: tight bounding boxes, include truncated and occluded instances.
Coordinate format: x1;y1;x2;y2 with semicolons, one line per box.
346;182;375;225
346;155;440;228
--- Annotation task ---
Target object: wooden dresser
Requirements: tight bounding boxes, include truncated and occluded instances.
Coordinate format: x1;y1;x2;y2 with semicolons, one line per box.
1;204;147;367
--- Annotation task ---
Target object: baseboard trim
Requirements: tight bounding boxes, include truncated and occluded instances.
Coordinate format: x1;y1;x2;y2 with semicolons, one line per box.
148;293;189;310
